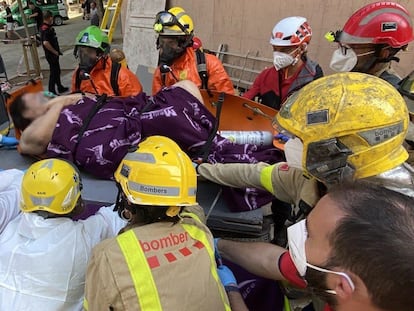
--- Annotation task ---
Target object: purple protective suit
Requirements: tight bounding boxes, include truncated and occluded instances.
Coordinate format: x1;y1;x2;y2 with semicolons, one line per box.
47;86;283;211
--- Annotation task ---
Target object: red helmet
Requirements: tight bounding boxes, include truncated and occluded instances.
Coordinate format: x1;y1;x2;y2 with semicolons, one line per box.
339;2;414;48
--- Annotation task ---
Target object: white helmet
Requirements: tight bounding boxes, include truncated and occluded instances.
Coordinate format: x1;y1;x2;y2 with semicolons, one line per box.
269;16;312;46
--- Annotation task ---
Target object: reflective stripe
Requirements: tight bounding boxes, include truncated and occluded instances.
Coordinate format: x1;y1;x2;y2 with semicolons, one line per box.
260;164;275;194
123;152;156;163
284;295;292;311
83;298;89;310
181;212;231;311
129;181;180;197
117;230;162;311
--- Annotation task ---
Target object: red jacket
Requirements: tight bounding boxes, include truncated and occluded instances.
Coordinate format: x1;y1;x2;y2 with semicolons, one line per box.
152;48;234;95
243;59;323;110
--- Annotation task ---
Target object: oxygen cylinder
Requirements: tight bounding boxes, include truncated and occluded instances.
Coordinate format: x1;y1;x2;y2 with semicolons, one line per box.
220;131;273;146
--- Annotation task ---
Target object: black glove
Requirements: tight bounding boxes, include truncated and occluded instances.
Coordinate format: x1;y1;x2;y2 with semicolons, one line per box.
59;51;63;56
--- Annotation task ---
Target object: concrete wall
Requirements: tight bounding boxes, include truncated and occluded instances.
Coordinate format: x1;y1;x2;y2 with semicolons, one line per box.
169;0;414;78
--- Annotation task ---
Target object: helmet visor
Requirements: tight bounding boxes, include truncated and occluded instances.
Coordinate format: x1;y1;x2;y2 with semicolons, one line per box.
306;138;354;184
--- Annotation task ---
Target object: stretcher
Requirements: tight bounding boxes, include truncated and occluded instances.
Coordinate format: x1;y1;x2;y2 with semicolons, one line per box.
0;146;270;238
200;90;286;150
0;83;274;239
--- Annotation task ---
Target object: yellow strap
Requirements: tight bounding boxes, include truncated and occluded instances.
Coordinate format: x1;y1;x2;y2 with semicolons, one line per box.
83;298;89;310
260;164;276;194
181;212;231;311
283;295;292;311
117;230;162;311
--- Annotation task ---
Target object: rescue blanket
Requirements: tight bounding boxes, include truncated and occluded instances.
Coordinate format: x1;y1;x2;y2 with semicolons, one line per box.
47;86;283;211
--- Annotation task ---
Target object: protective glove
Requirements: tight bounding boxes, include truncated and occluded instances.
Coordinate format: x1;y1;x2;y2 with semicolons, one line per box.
0;134;19;146
274;133;290;143
214;238;222;265
217;265;237;287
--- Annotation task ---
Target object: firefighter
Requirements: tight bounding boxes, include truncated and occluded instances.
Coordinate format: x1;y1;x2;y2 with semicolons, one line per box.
83;136;231;311
152;7;234;95
71;26;143;96
327;1;414;87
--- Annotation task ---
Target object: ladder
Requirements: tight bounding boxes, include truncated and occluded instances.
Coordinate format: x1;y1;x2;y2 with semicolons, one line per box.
100;0;123;43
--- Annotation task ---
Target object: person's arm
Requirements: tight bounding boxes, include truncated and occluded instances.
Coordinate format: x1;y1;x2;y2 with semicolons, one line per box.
5;8;12;18
206;54;235;95
242;71;262;100
217;265;250;311
197;162;270;191
19;94;82;155
118;67;143;96
217;239;287;281
227;291;249;311
71;66;78;93
41;27;60;56
28;10;39;19
42;40;60;56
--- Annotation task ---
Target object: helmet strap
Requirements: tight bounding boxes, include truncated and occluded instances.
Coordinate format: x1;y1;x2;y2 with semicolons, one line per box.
358;45;401;72
166;206;182;217
376;56;400;63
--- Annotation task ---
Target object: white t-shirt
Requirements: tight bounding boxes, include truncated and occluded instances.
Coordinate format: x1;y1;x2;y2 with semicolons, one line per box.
0;175;126;311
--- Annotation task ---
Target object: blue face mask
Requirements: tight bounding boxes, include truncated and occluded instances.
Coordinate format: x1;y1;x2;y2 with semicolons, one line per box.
287;219;356;294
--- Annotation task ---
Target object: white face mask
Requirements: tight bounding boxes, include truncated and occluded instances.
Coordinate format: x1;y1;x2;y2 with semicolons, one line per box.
273;50;296;71
329;47;358;72
287;219;356;294
284;137;303;169
330;46;376;72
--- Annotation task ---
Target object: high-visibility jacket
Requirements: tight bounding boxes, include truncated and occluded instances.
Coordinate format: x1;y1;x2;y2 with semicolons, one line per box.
71;57;143;97
197;162;320;217
84;205;231;311
152;48;234;95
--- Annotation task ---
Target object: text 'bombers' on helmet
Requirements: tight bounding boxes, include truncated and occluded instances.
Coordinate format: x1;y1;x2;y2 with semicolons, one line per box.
269;16;312;46
114;136;197;206
276;72;409;181
338;2;414;48
20;159;82;214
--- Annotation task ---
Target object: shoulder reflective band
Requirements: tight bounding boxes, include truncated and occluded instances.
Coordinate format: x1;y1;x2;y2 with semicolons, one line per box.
284;295;292;311
117;230;162;310
181;212;231;311
83;298;89;310
260;164;276;194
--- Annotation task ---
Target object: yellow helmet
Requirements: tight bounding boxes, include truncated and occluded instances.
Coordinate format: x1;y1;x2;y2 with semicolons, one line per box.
154;7;194;36
275;72;409;183
21;159;82;214
114;136;197;206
